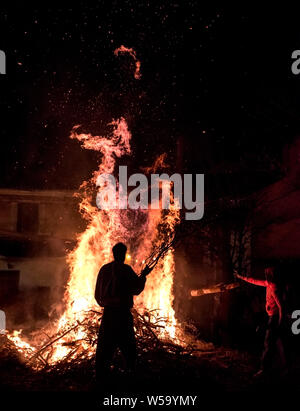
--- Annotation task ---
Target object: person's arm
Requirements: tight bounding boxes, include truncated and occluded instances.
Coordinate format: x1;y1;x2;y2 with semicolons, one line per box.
129;265;153;295
235;272;267;287
271;285;283;324
94;270;102;306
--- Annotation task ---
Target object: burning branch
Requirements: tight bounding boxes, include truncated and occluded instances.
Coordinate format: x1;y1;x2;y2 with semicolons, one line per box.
190;282;240;297
27;323;82;366
144;236;176;271
16;309;190;369
143;222;196;271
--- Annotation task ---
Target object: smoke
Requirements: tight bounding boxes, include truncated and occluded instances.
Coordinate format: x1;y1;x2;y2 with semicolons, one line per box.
2;256;69;333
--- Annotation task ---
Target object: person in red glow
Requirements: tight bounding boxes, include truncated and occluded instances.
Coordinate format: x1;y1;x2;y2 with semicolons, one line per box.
235;265;287;377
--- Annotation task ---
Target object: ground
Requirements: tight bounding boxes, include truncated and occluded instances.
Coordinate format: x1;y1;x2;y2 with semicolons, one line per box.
1;335;300;396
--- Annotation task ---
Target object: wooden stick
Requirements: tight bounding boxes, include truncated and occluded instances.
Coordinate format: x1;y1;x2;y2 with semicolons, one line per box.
190;281;240;297
27;324;79;364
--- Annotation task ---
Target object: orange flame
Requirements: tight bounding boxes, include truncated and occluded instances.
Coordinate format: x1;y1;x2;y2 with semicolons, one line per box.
8;117;181;364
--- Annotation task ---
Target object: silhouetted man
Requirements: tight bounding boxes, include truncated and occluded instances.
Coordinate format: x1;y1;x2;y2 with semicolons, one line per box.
235;265;287;377
95;242;152;380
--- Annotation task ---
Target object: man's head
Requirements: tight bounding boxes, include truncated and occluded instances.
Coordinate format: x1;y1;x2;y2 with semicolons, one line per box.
112;242;127;262
264;266;275;283
264;263;282;284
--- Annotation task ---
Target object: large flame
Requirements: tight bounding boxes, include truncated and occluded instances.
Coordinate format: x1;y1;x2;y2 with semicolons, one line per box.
8;117;180;364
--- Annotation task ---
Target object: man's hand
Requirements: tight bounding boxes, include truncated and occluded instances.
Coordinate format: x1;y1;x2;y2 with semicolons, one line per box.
141;265;153;276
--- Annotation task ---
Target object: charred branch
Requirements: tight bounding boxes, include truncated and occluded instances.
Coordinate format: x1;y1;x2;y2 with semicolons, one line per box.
190;281;240;297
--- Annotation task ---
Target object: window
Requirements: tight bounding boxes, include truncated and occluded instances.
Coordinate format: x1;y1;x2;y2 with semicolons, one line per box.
17;202;39;233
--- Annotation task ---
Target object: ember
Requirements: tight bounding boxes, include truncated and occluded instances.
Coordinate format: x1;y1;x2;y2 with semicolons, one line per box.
114;45;141;79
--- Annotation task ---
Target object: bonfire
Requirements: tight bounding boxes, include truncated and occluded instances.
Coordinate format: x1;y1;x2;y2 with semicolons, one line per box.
6;116;190;369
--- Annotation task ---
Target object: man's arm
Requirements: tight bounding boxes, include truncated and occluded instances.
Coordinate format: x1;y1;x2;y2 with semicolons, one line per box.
129;265;153;295
94;270;102;306
235;272;267;287
271;285;283;323
132;274;146;295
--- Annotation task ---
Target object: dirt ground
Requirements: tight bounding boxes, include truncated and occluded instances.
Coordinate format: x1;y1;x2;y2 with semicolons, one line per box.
1;335;300;395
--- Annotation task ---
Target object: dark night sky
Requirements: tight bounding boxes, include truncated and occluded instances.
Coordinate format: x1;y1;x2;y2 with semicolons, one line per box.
1;2;300;192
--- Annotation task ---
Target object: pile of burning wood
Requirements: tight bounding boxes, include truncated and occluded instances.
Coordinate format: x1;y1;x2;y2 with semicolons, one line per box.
0;223;220;374
1;308;208;373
